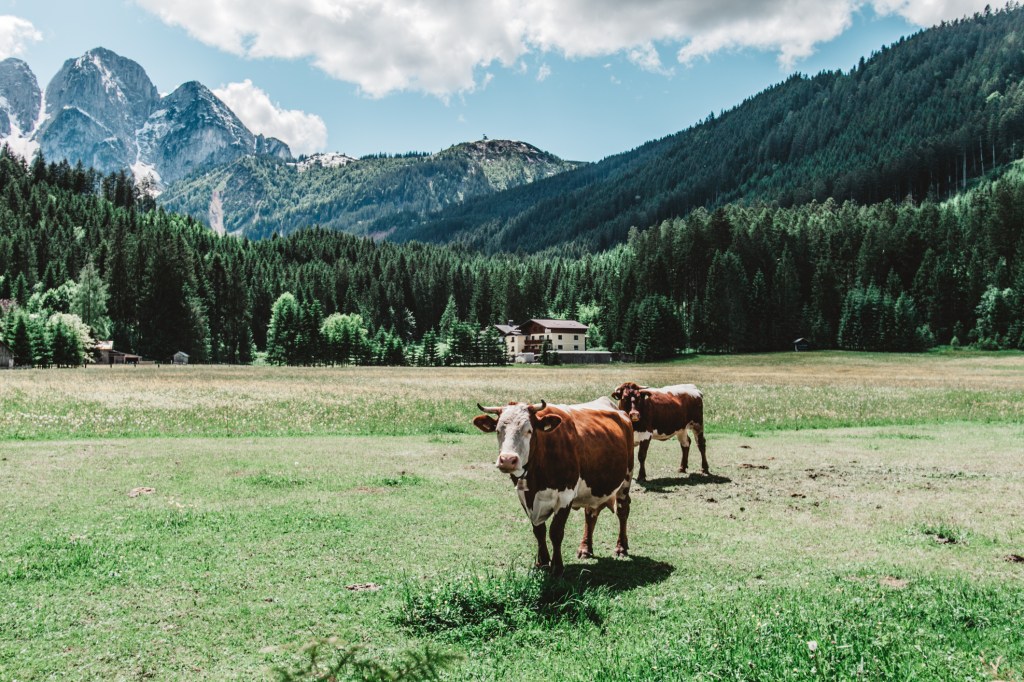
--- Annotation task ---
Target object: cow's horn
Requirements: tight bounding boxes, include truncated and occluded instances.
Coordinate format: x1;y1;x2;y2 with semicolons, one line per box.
528;399;547;414
477;403;502;414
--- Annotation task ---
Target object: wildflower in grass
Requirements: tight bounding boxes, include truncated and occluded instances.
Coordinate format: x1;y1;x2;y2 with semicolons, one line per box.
808;640;818;653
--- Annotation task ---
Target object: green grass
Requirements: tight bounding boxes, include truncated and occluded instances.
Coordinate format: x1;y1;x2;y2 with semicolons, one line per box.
1;353;1023;679
1;351;1023;441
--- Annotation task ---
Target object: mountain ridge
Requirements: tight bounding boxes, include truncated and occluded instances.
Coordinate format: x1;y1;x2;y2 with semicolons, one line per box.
158;138;584;239
370;6;1024;253
0;47;292;185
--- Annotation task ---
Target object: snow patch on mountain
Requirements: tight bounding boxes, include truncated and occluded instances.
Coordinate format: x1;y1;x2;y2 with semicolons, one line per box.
88;52;127;105
3;121;38;159
292;152;356;172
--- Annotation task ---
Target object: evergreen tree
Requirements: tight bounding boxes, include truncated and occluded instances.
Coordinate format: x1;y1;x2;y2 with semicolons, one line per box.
9;311;32;367
48;317;83;367
266;292;301;365
634;295;682;361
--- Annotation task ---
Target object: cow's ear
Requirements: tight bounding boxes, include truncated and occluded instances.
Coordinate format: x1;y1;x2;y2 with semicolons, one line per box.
473;415;498;433
611;386;623;400
537;415;562;432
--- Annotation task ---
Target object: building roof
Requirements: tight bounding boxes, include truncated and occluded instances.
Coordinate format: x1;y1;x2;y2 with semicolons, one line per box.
494;324;523;336
95;340;114;351
524;318;589;332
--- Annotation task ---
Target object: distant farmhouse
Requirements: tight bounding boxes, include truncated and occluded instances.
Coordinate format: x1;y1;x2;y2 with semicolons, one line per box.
94;340;141;365
493;319;611;364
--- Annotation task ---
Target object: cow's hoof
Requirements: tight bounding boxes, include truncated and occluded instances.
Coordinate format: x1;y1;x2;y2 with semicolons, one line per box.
614;547;629;558
702;468;711;475
577;548;593;559
677;467;687;474
534;562;550;571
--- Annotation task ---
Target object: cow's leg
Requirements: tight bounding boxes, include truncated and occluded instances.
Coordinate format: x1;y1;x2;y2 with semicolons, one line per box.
548;506;571;577
637;439;651;481
532;521;550;569
577;507;599;559
694;422;709;474
614;483;631;557
678;428;691;473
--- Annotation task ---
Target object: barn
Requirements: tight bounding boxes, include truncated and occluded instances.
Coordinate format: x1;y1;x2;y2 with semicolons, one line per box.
0;340;14;369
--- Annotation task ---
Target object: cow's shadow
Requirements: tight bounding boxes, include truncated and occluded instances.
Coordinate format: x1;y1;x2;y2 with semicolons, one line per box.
640;473;732;492
560;554;674;593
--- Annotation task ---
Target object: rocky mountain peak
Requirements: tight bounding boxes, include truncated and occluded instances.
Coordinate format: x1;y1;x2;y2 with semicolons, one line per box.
0;58;41;134
0;48;293;186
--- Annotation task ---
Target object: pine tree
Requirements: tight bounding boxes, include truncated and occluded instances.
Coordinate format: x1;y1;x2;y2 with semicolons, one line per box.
634;295;682;361
9;312;32;367
266;292;300;365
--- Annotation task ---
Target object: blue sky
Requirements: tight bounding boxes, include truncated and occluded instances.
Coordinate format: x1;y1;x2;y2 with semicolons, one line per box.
0;0;994;162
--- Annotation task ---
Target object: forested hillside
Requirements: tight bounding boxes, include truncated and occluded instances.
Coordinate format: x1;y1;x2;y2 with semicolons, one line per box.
158;139;582;240
1;146;1022;367
378;5;1024;253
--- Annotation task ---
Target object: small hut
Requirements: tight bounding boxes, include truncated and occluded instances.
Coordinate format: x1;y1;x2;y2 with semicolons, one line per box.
0;340;14;369
172;351;190;365
793;337;811;352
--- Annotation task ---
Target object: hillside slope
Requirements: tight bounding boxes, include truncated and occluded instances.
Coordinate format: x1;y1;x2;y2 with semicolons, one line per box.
378;6;1024;253
158;139;583;239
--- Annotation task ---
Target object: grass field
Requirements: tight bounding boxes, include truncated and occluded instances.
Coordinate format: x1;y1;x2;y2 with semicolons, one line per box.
1;351;1023;680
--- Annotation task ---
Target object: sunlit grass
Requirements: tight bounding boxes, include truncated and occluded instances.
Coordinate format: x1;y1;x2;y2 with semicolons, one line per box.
1;351;1022;679
1;423;1023;679
1;350;1022;440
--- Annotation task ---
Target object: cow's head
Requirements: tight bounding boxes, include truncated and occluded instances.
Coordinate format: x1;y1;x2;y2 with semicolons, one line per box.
473;400;562;477
612;382;648;423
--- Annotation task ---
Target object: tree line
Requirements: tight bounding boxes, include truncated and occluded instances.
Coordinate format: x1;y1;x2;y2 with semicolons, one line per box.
0;145;1022;367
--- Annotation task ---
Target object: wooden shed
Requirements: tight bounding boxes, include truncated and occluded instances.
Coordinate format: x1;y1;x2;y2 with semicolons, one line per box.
172;351;189;365
0;340;14;369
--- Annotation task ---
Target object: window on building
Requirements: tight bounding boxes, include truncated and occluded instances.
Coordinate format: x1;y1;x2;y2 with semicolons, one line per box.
574;345;579;350
558;334;562;340
574;335;578;340
558;345;563;350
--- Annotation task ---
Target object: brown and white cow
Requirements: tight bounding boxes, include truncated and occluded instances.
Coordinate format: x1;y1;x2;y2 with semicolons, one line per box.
473;400;634;576
612;382;708;480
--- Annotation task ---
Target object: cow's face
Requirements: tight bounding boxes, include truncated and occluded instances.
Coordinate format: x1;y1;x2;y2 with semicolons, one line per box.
612;382;646;422
473;401;562;477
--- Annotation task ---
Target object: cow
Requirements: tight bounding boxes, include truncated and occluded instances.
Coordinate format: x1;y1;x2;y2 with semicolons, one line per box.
473;400;634;576
611;382;708;481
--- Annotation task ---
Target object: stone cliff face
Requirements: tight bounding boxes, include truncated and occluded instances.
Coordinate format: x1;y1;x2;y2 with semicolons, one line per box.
0;48;291;185
139;81;263;183
0;58;42;136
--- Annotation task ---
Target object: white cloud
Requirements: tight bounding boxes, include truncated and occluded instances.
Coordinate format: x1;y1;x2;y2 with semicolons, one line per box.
537;63;551;82
212;79;327;156
135;0;996;97
628;43;670;74
872;0;992;26
0;15;41;58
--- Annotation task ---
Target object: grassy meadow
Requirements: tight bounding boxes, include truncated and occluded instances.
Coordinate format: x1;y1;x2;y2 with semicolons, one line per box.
1;350;1023;680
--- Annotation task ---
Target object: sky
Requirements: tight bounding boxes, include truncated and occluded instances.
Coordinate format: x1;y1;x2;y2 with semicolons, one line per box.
0;0;997;162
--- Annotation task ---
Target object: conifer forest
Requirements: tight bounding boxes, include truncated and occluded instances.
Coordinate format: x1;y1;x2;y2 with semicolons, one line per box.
1;142;1022;367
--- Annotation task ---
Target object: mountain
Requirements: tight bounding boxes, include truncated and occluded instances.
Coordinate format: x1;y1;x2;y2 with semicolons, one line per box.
369;6;1024;253
0;58;41;136
0;47;291;185
158;138;583;238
